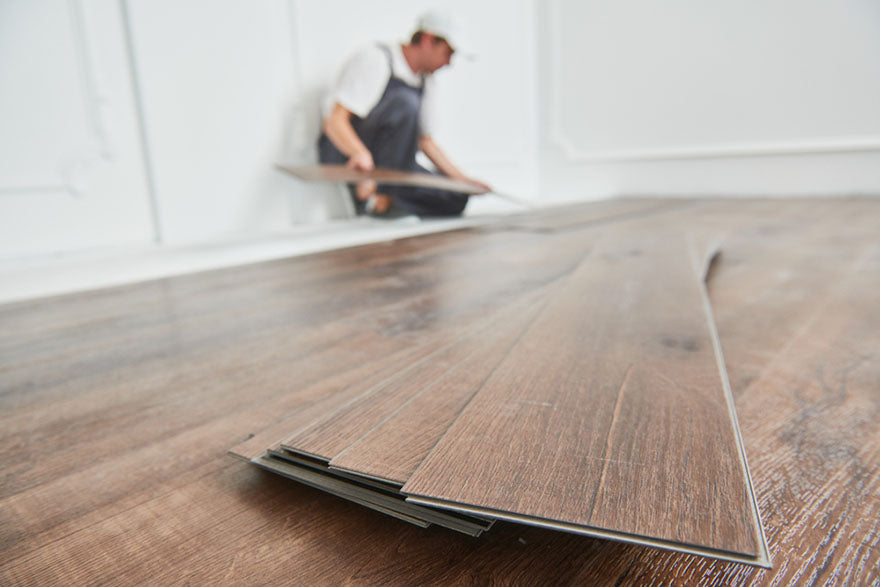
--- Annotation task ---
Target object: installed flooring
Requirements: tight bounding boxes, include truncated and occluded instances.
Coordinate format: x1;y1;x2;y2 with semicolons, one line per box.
1;198;878;585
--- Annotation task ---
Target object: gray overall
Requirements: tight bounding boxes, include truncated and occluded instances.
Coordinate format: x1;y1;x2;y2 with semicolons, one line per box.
318;45;469;217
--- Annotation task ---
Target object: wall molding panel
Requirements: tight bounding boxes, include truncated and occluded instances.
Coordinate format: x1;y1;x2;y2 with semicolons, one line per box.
0;0;155;258
545;0;880;164
538;0;880;199
0;0;113;198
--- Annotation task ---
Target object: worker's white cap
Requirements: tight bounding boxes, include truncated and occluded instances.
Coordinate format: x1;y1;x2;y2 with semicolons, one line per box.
415;9;473;58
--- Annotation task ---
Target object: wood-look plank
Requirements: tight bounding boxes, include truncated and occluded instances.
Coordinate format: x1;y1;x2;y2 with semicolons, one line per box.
278;163;488;194
2;198;878;585
282;287;552;463
3;227;547;558
254;454;488;535
328;290;551;485
2;228;579;498
257;455;431;528
403;222;769;564
497;198;696;234
227;336;469;462
227;201;676;504
228;236;594;464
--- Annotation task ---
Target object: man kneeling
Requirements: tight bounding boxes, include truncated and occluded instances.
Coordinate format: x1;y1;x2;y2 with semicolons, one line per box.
318;10;490;217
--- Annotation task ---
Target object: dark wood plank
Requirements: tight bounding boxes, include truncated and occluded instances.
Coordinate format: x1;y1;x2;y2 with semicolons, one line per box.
257;454;431;528
282;287;550;463
403;221;768;564
227;336;459;462
329;291;550;484
1;227;577;499
227;234;595;466
1;198;878;585
497;197;697;234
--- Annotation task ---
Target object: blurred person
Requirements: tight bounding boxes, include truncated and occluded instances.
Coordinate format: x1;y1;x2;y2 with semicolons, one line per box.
318;10;490;217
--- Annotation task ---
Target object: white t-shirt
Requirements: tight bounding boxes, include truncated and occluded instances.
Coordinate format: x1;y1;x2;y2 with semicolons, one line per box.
326;42;437;136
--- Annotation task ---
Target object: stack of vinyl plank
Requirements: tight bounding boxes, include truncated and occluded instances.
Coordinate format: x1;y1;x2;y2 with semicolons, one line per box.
229;206;772;567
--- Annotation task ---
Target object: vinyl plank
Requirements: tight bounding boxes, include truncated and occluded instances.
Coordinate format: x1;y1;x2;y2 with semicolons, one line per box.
496;198;692;234
227;323;501;463
614;230;880;584
256;455;431;528
260;449;491;536
403;221;769;565
4;228;580;495
4;199;878;584
0;226;541;404
228;232;590;464
328;289;552;485
282;286;552;463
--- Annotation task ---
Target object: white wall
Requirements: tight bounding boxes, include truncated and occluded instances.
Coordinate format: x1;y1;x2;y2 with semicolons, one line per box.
288;0;539;213
0;0;155;259
128;0;537;245
536;0;880;201
2;0;879;260
125;0;312;244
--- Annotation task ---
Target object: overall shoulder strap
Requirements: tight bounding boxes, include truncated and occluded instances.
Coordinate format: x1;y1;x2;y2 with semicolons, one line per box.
376;43;424;91
376;43;394;74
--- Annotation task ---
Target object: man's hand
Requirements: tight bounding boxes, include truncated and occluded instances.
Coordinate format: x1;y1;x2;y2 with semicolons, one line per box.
464;177;492;195
324;103;375;173
419;135;492;195
347;149;375;172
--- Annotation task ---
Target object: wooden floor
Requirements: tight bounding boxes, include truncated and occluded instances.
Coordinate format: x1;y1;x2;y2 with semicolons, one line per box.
1;198;878;585
402;224;765;562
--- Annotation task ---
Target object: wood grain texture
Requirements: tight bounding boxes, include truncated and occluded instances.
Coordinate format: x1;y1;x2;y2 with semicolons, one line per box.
403;222;767;563
1;198;877;585
329;292;550;484
227;336;466;462
224;227;591;462
283;287;550;463
256;455;431;528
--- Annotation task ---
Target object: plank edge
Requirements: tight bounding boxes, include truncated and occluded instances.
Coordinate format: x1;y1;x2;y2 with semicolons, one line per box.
404;496;772;568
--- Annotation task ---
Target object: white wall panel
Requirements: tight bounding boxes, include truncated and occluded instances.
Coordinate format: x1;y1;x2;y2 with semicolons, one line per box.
0;0;155;258
125;0;321;244
537;0;880;200
5;1;878;265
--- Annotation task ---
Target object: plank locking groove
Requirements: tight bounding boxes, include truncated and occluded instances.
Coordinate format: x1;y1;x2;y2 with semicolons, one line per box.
402;222;770;566
257;450;490;536
254;455;431;528
227;229;597;463
278;163;488;195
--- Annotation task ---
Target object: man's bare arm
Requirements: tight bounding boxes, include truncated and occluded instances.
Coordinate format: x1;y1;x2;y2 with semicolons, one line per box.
323;103;374;171
418;134;490;193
